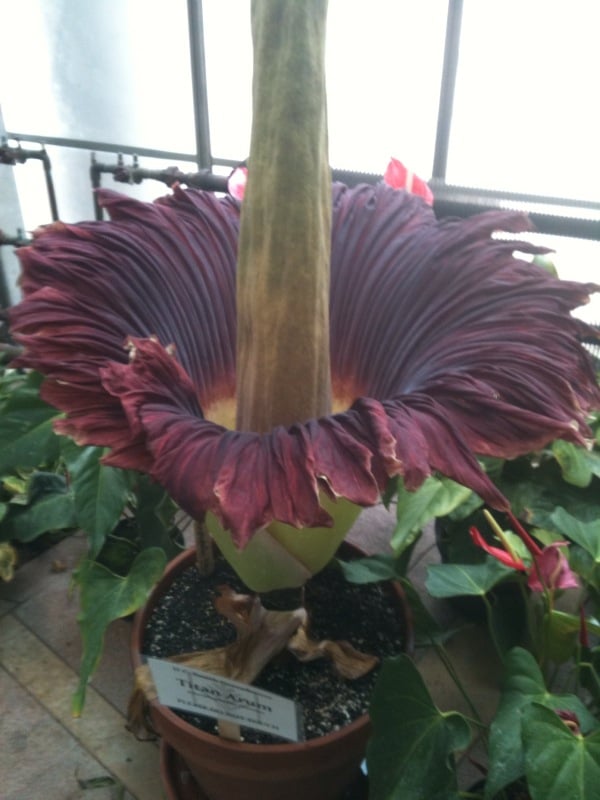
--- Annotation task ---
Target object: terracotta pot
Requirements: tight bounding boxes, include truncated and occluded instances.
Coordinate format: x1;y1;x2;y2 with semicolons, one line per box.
131;545;408;800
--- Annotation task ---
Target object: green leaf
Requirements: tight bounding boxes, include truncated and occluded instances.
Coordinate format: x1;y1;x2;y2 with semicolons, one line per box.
522;704;600;800
27;470;68;501
62;442;133;557
95;522;141;576
543;609;579;664
485;648;597;798
551;439;594;487
131;475;181;558
550;508;600;561
71;547;167;715
498;457;600;529
367;655;470;800
392;476;472;554
337;554;399;584
552;438;600;486
0;371;62;472
1;474;28;496
426;557;514;599
0;488;77;542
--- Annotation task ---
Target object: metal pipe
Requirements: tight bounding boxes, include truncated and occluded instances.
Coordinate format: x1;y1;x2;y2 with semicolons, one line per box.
0;140;59;220
187;0;212;170
89;154;229;220
0;229;31;247
431;0;464;181
6;131;200;164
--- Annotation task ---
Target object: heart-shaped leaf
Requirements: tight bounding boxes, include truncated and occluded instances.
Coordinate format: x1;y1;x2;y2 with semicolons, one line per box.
130;475;181;558
522;703;600;800
367;655;470;800
552;438;600;486
71;547;166;715
1;487;76;542
62;441;134;557
0;371;62;472
550;508;600;561
426;557;513;598
392;475;473;554
485;648;597;798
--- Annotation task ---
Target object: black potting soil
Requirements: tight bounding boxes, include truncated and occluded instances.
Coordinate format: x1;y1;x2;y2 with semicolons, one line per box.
142;555;407;744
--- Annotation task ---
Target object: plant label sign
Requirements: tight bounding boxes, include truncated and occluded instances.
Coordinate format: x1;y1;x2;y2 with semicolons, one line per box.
147;657;304;742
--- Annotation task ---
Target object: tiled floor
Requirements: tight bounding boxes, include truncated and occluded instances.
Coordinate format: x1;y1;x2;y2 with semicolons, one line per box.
0;506;498;799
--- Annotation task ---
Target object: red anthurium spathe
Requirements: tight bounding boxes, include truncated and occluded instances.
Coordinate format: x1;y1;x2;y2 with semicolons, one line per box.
470;512;580;593
383;157;434;205
506;511;579;591
469;525;526;571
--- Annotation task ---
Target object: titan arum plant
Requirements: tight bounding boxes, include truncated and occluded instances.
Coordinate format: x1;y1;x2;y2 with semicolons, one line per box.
7;0;600;718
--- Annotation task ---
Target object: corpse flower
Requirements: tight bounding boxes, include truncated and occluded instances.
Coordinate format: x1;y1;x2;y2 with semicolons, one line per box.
8;0;600;594
9;179;600;593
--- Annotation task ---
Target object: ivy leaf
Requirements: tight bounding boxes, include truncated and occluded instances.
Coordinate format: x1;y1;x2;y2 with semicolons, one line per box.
367;655;470;800
62;442;134;557
71;547;166;715
522;703;600;800
485;648;598;798
426;557;513;598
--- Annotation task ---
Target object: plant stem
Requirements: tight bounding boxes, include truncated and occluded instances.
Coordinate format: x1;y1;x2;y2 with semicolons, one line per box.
194;516;215;576
482;595;506;665
433;640;485;728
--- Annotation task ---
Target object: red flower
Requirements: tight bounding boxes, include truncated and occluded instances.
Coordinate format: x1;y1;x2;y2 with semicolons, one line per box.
469;525;526;571
383;157;434;205
470;512;579;593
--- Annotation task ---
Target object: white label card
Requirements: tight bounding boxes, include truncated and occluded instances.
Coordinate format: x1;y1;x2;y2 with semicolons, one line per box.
146;657;304;742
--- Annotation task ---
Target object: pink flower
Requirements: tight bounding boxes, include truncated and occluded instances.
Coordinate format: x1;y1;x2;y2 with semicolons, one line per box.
227;165;248;201
383;157;434;205
526;542;579;592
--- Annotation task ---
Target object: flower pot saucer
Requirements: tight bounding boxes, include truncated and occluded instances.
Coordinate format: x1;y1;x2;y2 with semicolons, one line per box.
160;741;369;800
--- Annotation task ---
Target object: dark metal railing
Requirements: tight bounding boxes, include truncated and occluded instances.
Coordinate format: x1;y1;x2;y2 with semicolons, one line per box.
0;139;59;220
